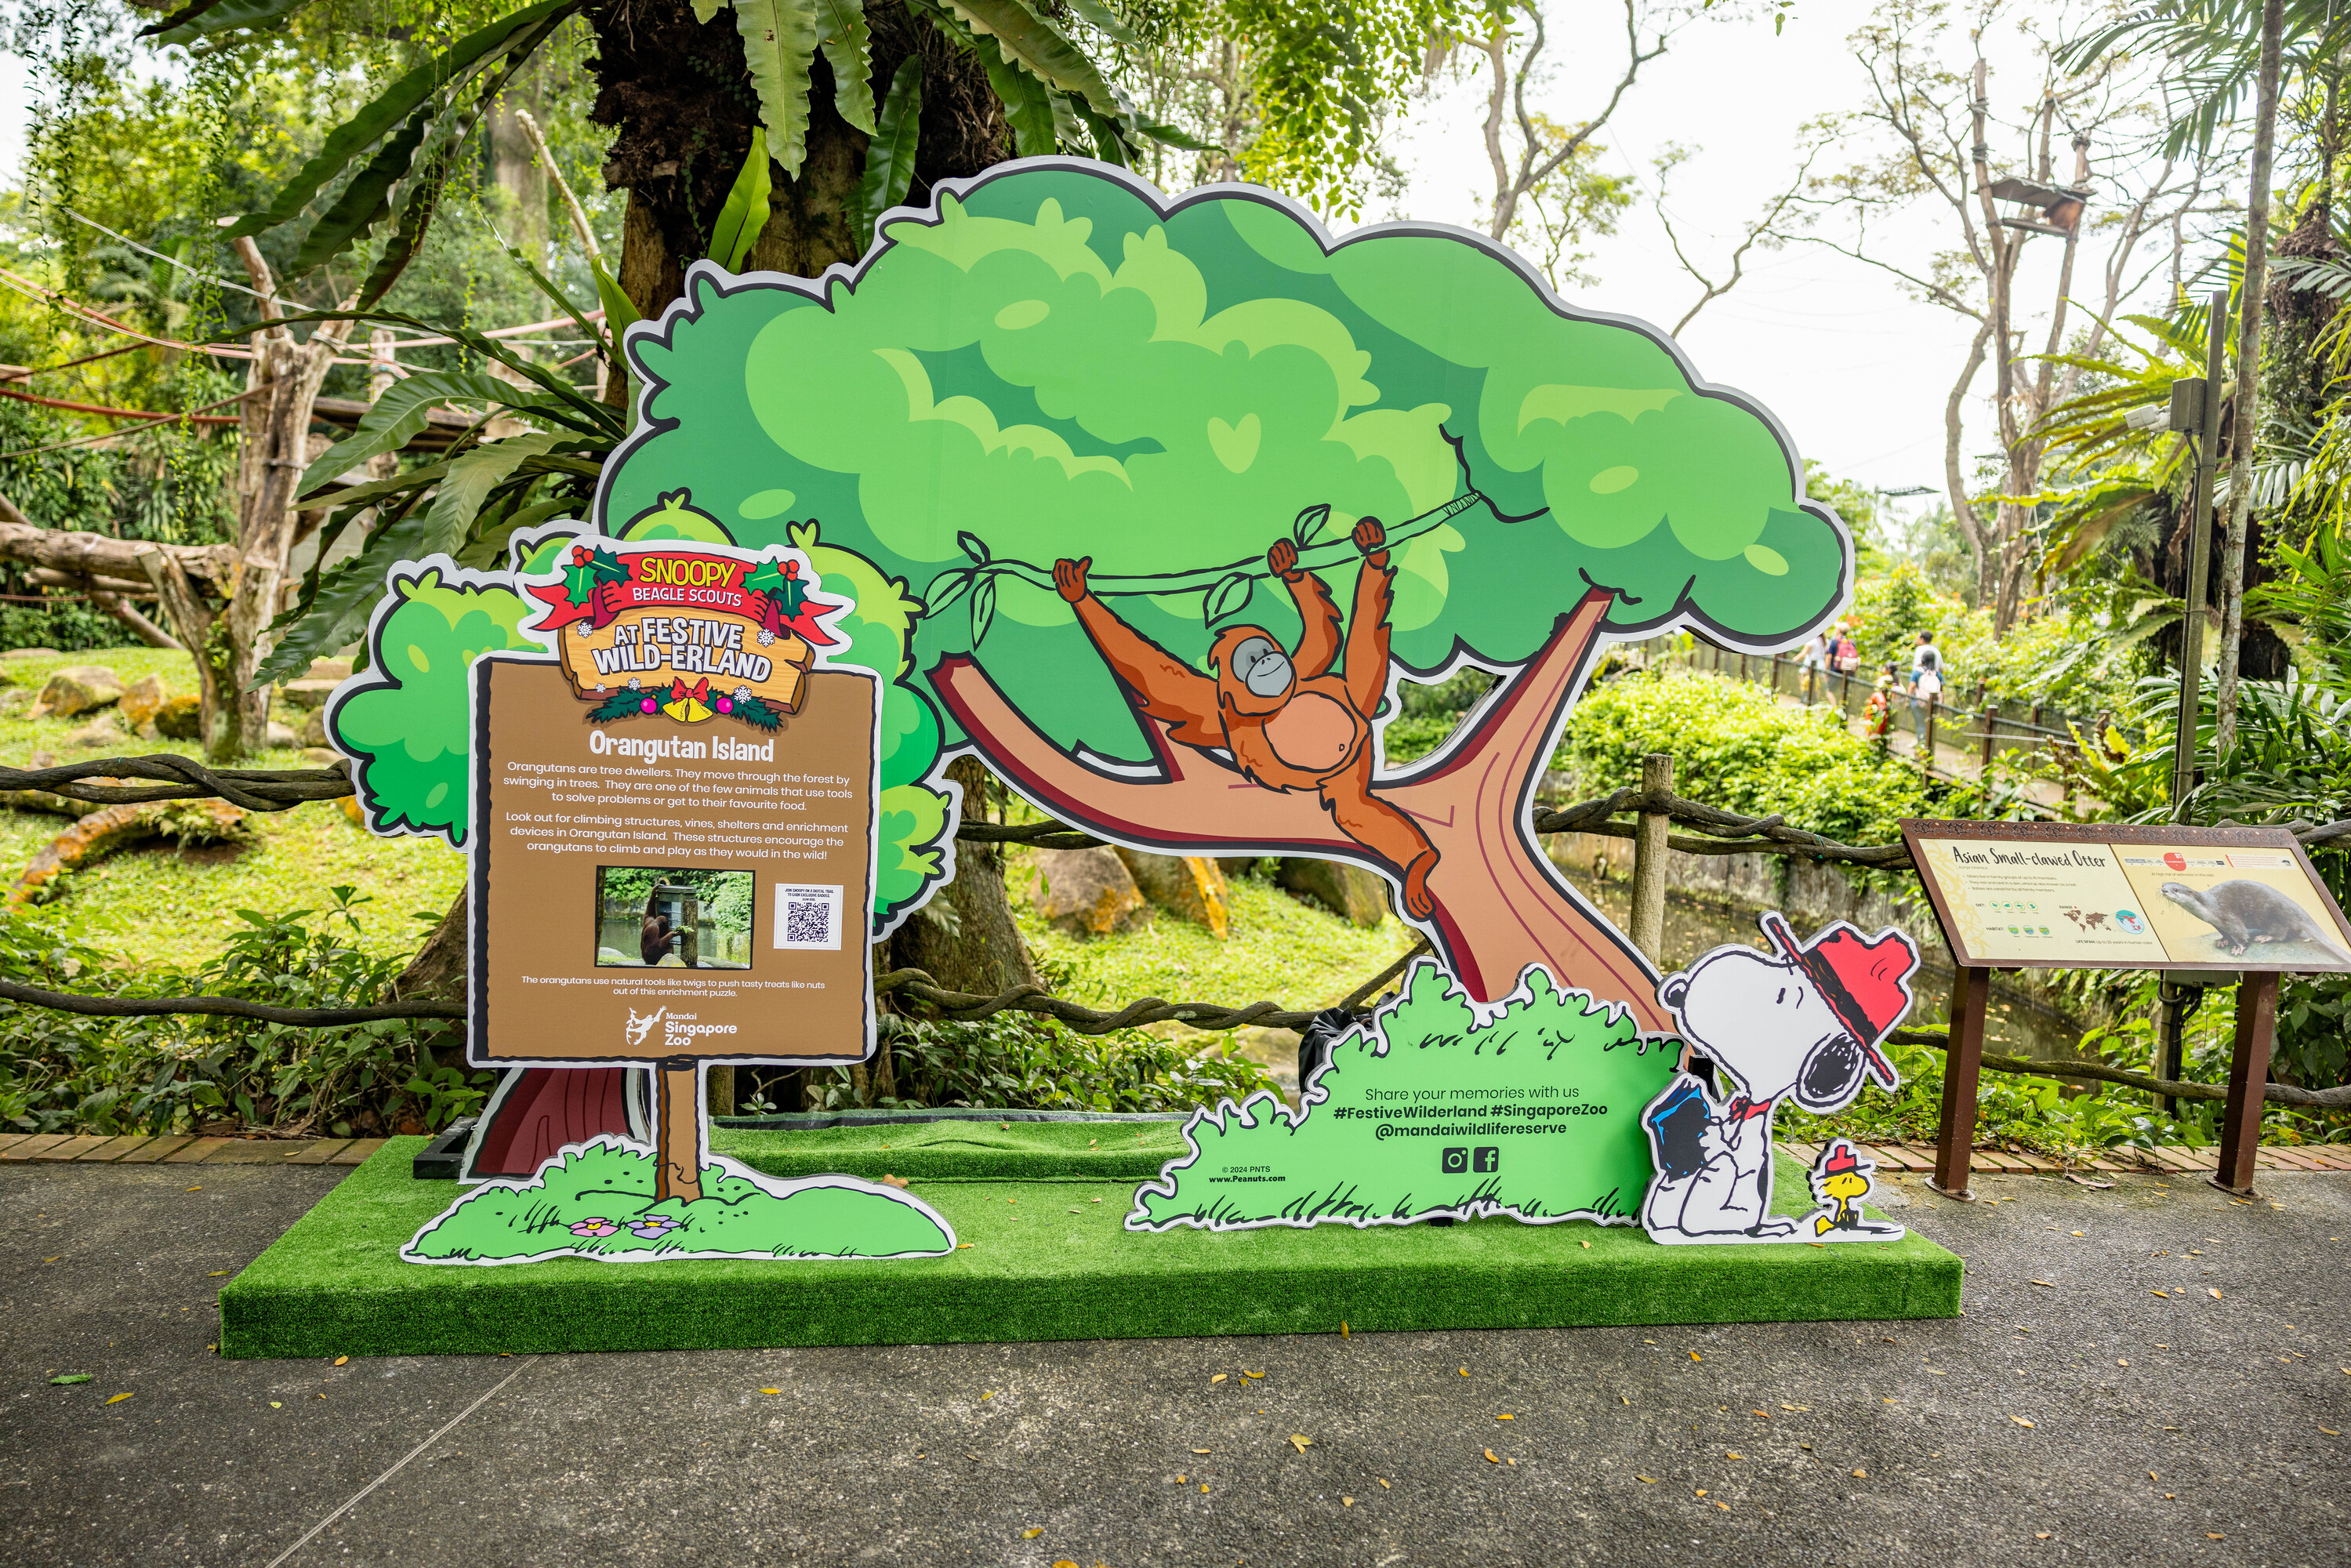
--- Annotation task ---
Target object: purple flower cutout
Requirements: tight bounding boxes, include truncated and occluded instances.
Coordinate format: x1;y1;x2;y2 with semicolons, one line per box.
627;1215;683;1240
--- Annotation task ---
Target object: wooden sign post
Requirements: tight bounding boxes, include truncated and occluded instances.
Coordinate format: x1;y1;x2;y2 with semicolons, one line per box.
463;533;884;1204
1901;819;2351;1199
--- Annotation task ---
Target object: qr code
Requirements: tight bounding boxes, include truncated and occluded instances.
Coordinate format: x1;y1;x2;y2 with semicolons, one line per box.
773;884;843;951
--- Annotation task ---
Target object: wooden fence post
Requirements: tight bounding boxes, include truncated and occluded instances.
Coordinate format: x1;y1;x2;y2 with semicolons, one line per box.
1629;753;1672;966
2214;972;2279;1196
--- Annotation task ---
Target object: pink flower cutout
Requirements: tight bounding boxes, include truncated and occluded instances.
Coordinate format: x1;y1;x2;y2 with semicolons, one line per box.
568;1218;619;1238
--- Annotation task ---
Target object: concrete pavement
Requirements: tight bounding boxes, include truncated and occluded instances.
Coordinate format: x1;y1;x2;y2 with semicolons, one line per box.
5;1159;2346;1566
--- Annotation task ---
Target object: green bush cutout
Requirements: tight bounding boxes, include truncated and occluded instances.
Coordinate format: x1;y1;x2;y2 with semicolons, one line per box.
1127;961;1676;1231
404;1139;955;1263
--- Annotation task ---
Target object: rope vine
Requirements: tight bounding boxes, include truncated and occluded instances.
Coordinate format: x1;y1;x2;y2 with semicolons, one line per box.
4;753;2346;1112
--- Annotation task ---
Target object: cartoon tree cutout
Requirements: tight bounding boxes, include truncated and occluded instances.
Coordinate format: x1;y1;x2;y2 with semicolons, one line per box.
599;163;1852;1024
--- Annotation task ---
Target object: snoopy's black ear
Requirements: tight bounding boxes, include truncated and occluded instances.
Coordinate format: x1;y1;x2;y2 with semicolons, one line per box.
1660;975;1689;1011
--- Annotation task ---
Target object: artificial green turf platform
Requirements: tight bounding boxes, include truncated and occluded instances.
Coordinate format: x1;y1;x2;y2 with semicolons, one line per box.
706;1115;1191;1183
220;1136;1961;1359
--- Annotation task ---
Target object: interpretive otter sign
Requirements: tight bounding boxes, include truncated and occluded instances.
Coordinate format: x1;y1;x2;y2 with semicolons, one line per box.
1904;820;2351;971
1902;818;2351;1200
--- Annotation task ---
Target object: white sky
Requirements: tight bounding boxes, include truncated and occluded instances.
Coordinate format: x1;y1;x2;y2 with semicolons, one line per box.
1380;0;2224;543
0;0;2226;547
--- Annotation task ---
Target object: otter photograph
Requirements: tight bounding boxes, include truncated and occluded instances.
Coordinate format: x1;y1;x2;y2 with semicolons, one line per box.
2117;854;2351;970
593;866;756;970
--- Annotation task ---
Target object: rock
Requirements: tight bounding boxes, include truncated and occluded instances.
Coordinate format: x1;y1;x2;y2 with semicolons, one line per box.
300;706;328;746
1116;849;1232;937
305;658;354;682
27;664;124;720
120;673;169;730
1031;846;1150;937
1275;856;1392;927
64;713;123;749
152;693;202;740
0;689;28;714
265;721;299;750
281;678;341;710
1216;855;1270;880
1;647;60;660
301;746;347;769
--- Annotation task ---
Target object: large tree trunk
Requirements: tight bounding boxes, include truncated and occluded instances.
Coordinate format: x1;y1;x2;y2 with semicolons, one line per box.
210;239;351;760
590;0;1007;319
888;755;1042;998
465;0;1020;1155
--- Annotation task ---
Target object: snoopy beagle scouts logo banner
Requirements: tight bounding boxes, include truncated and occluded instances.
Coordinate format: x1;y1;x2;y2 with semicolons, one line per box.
318;158;1898;1265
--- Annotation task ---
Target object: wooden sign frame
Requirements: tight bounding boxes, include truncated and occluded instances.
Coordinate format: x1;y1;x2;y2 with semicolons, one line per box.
1897;818;2351;1203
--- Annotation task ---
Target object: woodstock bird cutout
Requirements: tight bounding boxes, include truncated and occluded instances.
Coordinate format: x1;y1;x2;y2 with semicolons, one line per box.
1639;913;1918;1245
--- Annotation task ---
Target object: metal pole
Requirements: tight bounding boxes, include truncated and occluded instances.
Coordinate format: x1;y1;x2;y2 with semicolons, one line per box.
2171;289;2229;818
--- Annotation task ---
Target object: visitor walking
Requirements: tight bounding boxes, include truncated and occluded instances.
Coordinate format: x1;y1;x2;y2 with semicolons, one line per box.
1863;668;1897;756
1909;630;1944;753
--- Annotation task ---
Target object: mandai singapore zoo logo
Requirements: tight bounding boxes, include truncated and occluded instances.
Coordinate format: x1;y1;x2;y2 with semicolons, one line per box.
521;493;848;731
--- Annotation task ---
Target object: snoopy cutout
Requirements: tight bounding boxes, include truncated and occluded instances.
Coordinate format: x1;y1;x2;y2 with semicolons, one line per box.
1638;913;1920;1246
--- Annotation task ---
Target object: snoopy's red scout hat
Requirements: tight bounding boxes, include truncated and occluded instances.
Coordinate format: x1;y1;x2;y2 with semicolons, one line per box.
1759;913;1917;1087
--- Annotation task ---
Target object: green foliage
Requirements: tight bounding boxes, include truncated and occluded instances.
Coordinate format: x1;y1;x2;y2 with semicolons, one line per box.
605;165;1845;773
403;1138;955;1261
0;891;489;1139
0;415;239;651
847;55;925;244
706;127;775;274
1129;960;1672;1229
1838;561;2146;719
796;1011;1276;1113
1558;668;1932;848
334;564;543;846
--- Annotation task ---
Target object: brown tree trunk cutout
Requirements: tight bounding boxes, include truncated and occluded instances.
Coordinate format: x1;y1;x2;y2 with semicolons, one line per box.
933;587;1668;1028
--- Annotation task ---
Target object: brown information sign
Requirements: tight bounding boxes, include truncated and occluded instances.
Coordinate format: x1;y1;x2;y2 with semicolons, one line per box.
468;654;881;1067
1900;818;2351;974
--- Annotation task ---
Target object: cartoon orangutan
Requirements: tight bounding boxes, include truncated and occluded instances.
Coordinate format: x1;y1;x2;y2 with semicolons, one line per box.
1052;518;1440;918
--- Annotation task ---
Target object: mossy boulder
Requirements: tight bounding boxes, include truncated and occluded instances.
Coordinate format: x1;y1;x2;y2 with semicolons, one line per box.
28;665;123;720
1031;846;1150;938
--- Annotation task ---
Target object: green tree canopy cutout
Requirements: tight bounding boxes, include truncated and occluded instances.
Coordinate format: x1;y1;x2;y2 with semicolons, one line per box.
328;515;957;934
596;161;1849;1014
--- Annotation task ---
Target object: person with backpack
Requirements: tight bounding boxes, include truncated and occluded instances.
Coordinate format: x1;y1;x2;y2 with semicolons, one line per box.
1909;630;1944;752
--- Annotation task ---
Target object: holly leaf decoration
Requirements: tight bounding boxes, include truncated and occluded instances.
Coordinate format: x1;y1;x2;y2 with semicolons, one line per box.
586;688;648;724
744;559;791;595
731;693;784;731
561;546;628;608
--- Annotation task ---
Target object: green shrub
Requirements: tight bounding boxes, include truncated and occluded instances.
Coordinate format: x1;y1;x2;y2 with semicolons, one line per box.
1841;562;2146;719
0;888;492;1138
788;1012;1278;1114
1557;668;1932;846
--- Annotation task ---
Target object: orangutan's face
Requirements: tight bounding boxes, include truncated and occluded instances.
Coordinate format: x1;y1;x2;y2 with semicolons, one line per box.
1228;636;1293;699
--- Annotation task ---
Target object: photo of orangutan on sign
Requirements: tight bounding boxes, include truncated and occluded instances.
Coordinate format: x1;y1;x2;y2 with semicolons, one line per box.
1054;518;1439;919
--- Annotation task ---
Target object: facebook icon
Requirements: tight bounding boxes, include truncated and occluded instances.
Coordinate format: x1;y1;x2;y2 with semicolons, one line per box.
1473;1146;1500;1173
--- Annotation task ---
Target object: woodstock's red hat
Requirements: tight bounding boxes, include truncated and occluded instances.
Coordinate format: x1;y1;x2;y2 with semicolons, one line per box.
1821;1141;1864;1177
1760;913;1917;1087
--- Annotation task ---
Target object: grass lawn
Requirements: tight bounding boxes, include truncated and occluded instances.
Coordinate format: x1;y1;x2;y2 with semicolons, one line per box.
1;646;463;970
1007;849;1422;1019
